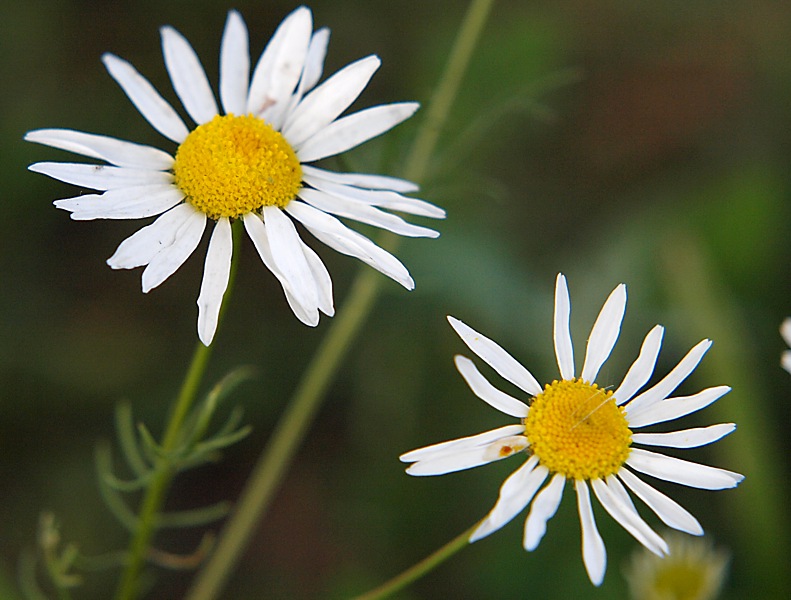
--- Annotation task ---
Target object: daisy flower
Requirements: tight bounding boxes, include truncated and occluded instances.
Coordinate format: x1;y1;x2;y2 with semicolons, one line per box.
26;7;444;345
400;274;743;585
781;318;791;375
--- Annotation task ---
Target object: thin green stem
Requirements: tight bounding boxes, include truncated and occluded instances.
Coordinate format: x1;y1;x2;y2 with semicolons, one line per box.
351;524;478;600
185;2;495;599
114;223;242;600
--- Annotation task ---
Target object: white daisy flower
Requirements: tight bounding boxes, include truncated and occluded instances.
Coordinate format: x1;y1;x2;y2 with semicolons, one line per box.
400;274;743;586
781;318;791;375
26;7;444;345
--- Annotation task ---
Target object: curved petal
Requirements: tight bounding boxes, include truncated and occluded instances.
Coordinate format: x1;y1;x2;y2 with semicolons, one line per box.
406;435;528;477
626;448;744;490
29;162;172;191
576;480;606;586
470;456;545;542
219;10;250;116
296;102;419;162
161;25;218;124
581;283;626;383
25;129;173;170
454;355;529;418
197;218;232;346
54;185;183;220
102;53;189;143
626;386;731;428
301;164;418;193
613;325;664;405
617;468;703;535
554;273;574;380
447;316;542;396
523;472;565;550
298;239;334;317
631;423;735;449
141;207;206;292
399;424;525;463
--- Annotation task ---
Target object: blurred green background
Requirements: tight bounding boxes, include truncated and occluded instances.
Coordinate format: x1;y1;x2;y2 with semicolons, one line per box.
2;0;790;598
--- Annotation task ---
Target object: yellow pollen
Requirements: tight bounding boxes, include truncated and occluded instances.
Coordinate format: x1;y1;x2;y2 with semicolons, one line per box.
173;114;302;219
523;379;631;480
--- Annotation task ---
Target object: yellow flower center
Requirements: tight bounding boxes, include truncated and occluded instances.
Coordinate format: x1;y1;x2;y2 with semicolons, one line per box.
524;379;631;480
173;114;302;220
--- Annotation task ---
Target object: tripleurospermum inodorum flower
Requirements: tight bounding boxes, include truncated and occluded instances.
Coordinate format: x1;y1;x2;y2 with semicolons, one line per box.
27;7;444;345
401;274;743;585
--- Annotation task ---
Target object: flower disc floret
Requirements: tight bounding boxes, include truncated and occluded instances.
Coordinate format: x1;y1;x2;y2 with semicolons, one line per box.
174;114;302;219
524;378;632;480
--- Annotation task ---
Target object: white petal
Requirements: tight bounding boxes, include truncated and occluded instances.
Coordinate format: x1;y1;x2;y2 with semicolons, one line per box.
626;448;744;490
631;424;735;448
283;55;381;146
301;164;418;193
783;350;791;375
617;468;703;535
399;424;525;463
554;273;574;380
161;26;218;125
296;102;419;162
107;204;198;269
575;480;606;586
25;129;174;170
219;10;250;116
448;316;542;396
626;386;731;428
141;208;206;292
591;478;667;557
454;355;529;418
581;283;626;383
300;28;330;94
625;339;712;415
30;162;172;191
54;185;183;220
523;473;565;551
613;325;664;405
470;456;545;542
247;7;312;120
406;435;528;477
197;218;232;346
297;187;439;238
102;53;189;143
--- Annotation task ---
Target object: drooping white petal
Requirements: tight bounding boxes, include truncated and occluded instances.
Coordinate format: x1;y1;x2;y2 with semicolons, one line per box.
247;6;312;121
626;448;744;490
107;204;197;269
576;480;606;586
141;208;206;292
296;102;419;162
24;129;174;170
783;350;791;375
591;478;668;557
54;185;183;220
523;473;565;550
631;424;735;449
161;25;219;125
197;218;232;346
626;386;731;428
617;468;703;535
581;283;626;383
219;10;250;116
283;55;381;146
554;273;574;380
297;187;438;238
399;424;525;463
454;356;529;418
298;240;334;317
101;53;189;143
613;325;664;405
406;435;529;477
29;162;172;191
447;316;542;396
625;339;713;415
302;164;418;193
470;456;546;542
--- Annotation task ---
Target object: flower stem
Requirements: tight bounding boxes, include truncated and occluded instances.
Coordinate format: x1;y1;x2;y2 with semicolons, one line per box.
185;1;495;599
114;223;242;600
351;524;478;600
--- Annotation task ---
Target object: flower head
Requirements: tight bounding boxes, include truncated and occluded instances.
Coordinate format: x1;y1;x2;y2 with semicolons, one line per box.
27;7;444;345
400;274;743;586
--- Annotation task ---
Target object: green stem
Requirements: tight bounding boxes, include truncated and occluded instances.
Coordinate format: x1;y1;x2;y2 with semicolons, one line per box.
185;2;495;599
114;223;242;600
351;524;477;600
